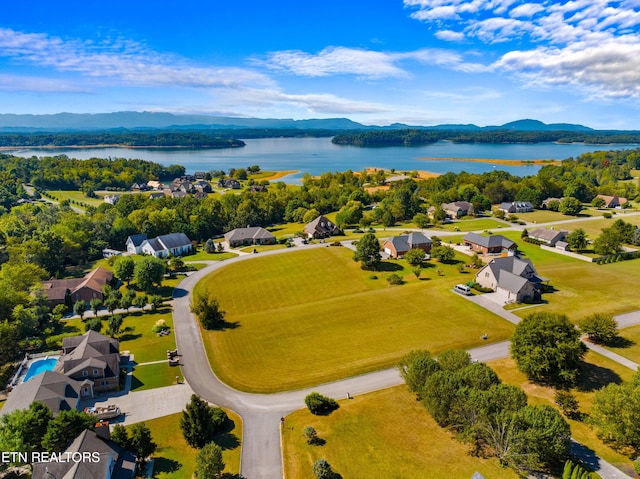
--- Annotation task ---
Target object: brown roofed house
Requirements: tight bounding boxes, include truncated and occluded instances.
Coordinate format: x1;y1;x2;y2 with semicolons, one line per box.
41;267;113;308
304;215;342;239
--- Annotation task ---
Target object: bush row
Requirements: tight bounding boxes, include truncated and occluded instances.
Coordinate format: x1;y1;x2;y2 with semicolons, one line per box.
594;251;640;264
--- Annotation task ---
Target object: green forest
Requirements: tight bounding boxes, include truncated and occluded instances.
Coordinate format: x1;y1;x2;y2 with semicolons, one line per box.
332;129;640;146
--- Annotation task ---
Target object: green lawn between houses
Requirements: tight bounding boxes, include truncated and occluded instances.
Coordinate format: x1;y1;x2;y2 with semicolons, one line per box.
283;385;520;479
131;410;242;479
197;246;515;393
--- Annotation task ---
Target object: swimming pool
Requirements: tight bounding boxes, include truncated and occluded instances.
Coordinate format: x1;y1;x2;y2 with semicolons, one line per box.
22;357;58;382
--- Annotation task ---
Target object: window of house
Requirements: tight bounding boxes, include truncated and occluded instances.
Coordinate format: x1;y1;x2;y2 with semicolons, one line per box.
82;371;88;377
93;369;99;375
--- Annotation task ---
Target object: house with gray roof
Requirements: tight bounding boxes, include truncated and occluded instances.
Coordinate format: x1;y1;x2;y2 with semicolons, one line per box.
125;234;148;254
475;256;547;303
304;215;342;239
139;232;193;258
383;232;432;258
463;232;517;255
32;427;136;479
224;226;276;248
498;201;534;214
1;371;84;417
442;201;473;218
528;227;567;246
56;330;121;396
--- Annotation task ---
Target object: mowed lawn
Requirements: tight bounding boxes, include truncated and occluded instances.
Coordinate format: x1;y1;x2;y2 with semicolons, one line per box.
134;409;242;479
198;247;514;392
283;385;519;479
606;323;640;363
489;352;635;473
493;230;640;320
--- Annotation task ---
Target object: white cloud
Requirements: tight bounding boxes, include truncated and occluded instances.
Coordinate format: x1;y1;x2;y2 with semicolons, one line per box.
493;38;640;98
435;29;466;41
260;46;409;78
509;3;545;18
262;46;486;77
0;74;90;92
0;28;273;90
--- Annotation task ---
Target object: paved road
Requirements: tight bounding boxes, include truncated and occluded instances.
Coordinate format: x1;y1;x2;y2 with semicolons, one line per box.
170;244;640;479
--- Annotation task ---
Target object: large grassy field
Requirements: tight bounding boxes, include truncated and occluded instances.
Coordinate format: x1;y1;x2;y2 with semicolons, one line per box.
283;385;519;479
133;409;242;479
198;247;514;392
489;352;635;474
547;212;640;236
490;230;640;320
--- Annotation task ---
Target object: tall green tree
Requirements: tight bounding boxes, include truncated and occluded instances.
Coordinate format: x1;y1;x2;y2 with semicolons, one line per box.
195;442;225;479
398;349;441;398
353;232;381;270
41;410;96;452
133;256;166;291
129;422;157;469
579;313;618;344
114;256;135;285
510;312;586;386
566;228;588;252
180;394;228;448
191;291;225;330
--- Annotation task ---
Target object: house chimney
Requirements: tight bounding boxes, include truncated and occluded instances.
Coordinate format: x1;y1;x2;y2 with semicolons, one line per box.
95;421;111;441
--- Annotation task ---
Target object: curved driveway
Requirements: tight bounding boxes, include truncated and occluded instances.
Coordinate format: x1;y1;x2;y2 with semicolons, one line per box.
173;241;639;479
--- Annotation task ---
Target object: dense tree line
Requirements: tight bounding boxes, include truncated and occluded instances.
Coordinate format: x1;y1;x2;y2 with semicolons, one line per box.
332;129;640;146
0;153;185;190
398;349;571;473
0;131;245;148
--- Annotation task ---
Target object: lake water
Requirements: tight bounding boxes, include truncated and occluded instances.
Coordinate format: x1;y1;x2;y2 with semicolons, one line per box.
10;137;638;183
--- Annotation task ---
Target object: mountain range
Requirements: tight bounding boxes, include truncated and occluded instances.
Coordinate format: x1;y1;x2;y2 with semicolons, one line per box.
0;111;595;132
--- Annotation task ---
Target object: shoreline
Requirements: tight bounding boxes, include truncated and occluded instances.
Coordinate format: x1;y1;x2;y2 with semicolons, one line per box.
258;170;299;181
417;157;562;166
0;144;244;151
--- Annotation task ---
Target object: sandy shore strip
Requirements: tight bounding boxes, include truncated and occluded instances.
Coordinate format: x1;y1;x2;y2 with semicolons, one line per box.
259;170;299;181
417;157;561;166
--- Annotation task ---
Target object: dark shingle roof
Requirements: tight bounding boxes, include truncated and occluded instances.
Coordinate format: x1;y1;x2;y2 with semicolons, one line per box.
464;232;515;249
126;234;147;247
1;371;82;416
224;226;275;242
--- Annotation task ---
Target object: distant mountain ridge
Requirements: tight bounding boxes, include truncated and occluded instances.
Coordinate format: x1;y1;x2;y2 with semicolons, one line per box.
0;111;594;132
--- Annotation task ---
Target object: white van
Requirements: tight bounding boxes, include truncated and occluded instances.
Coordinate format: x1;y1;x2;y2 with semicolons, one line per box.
454;284;472;296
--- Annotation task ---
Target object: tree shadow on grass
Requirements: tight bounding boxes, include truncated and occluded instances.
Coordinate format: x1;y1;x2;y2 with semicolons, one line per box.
153;457;182;475
213;418;241;450
130;375;144;391
205;319;241;331
577;362;623;392
606;335;635;349
376;261;404;272
118;332;142;342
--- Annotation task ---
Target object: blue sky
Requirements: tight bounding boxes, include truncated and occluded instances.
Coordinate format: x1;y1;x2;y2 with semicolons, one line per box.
2;0;640;128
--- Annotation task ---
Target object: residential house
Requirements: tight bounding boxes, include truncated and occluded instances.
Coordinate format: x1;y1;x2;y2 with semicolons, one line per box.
217;178;241;189
475;256;547;303
528;228;567;246
442;201;472;219
147;180;163;190
148;192;164;200
304;215;342;239
596;194;628;208
126;234;148;254
1;371;84;416
103;194;120;205
171;179;193;194
498;201;534;214
194;171;206;180
224;226;276;248
139;232;193;258
383;232;432;258
32;427;136;479
56;330;121;396
41;267;113;308
193;180;212;193
170;191;187;199
541;197;564;209
130;182;150;192
249;185;268;193
194;191;208;199
556;241;570;251
463;232;517;255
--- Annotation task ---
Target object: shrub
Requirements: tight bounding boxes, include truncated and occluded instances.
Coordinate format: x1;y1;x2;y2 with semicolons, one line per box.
303;426;319;445
368;275;378;280
312;459;334;479
151;319;169;333
386;273;404;285
304;392;339;416
603;212;612;219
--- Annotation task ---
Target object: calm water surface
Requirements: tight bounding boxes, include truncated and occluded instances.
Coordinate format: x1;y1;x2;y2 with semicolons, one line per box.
11;137;638;183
